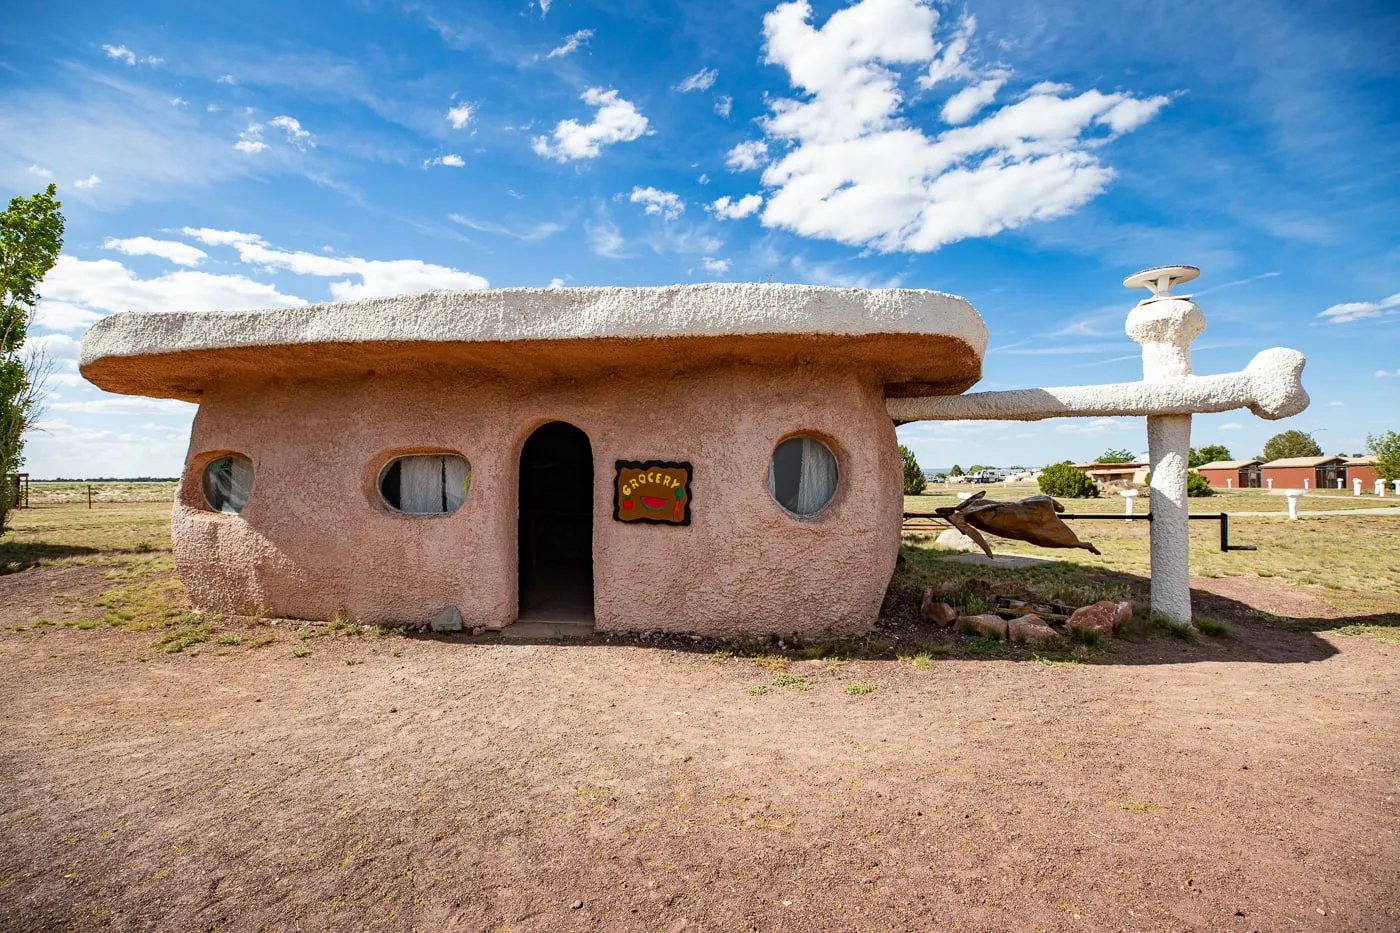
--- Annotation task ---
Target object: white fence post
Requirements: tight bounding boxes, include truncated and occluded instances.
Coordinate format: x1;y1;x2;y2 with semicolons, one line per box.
1285;489;1304;520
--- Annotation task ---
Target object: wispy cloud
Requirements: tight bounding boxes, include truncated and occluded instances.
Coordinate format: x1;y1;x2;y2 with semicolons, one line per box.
676;67;717;93
1316;292;1400;325
447;214;564;241
547;29;593;59
102;44;161;66
1193;271;1281;296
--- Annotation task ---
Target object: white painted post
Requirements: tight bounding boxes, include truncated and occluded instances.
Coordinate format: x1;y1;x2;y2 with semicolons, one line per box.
1125;266;1204;627
1285;489;1304;520
1337;478;1344;490
1226;477;1232;489
1394;480;1400;496
1119;488;1139;519
1354;478;1362;496
1267;478;1273;489
1376;479;1385;497
1304;478;1310;490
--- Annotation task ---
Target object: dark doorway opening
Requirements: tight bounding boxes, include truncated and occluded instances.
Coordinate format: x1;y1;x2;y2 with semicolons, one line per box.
518;421;594;622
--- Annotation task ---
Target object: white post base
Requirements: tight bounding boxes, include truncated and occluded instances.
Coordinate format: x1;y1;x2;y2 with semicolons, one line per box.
1147;413;1192;626
1285;490;1303;520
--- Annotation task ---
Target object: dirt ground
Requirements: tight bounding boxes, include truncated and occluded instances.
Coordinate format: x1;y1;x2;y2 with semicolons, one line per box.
2;576;1397;932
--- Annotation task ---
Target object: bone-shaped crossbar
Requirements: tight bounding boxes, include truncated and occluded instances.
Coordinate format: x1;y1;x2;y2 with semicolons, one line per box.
886;348;1308;423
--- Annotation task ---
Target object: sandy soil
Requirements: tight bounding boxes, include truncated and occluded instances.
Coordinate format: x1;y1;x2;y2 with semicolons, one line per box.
1;603;1397;932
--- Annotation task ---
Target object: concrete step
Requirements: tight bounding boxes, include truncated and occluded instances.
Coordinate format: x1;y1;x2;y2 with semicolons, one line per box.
499;620;596;640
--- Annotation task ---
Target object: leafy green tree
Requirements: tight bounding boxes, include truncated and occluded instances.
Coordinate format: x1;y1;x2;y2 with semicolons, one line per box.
1188;444;1232;467
948;464;963;477
899;445;926;495
1259;430;1321;462
1095;448;1136;463
1038;462;1099;498
966;463;994;473
1;184;64;534
1367;431;1400;483
1186;472;1214;497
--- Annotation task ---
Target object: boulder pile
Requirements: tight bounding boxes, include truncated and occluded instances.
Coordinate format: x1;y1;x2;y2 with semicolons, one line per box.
920;581;1134;646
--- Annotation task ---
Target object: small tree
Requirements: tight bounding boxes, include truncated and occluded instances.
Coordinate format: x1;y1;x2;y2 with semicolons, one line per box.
1038;462;1099;498
899;444;925;495
1367;431;1400;483
949;464;963;477
1259;430;1321;462
1;184;65;534
1187;472;1214;497
1095;448;1136;463
1189;444;1232;467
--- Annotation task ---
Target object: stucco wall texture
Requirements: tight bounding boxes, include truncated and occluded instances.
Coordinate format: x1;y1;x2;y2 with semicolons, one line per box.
174;363;902;638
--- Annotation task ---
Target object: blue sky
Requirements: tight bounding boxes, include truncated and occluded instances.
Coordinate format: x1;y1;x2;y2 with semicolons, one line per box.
3;0;1397;477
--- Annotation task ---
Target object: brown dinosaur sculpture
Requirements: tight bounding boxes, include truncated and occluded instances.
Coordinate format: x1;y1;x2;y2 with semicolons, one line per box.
934;491;1101;560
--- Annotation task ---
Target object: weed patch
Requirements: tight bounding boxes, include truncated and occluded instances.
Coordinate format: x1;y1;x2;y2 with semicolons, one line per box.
771;672;811;691
150;625;208;654
844;681;875;696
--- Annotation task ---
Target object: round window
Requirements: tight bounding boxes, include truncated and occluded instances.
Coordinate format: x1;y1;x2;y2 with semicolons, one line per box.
767;436;838;517
202;454;254;514
379;454;470;514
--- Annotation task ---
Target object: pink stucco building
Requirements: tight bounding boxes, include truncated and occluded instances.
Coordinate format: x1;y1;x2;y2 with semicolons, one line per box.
80;284;987;638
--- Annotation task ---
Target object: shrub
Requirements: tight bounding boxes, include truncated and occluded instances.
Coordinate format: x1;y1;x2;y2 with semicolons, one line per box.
899;444;925;495
1038;462;1099;498
1187;472;1214;497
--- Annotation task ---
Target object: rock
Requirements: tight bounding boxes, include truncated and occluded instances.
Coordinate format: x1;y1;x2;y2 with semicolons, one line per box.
571;899;584;910
935;528;982;552
956;614;1007;639
920;589;958;627
1114;600;1134;627
1066;600;1120;637
1008;615;1059;645
430;605;463;633
470;625;486;636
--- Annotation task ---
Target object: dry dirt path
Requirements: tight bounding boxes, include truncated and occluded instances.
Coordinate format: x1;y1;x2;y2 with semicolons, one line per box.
1;620;1397;933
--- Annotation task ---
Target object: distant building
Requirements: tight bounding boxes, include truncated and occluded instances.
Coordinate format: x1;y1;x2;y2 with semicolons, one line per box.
1195;460;1261;489
1259;456;1347;491
1074;462;1149;486
1345;455;1381;489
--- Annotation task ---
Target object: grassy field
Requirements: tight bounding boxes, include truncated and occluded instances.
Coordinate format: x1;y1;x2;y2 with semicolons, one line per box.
22;480;178;504
907;483;1399;513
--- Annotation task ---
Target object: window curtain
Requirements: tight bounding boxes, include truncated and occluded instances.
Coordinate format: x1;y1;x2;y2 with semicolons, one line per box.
443;455;469;511
399;456;445;513
767;437;837;516
205;455;254;513
795;437;837;515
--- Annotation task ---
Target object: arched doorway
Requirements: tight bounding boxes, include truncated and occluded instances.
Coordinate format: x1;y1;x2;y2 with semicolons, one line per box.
517;421;594;621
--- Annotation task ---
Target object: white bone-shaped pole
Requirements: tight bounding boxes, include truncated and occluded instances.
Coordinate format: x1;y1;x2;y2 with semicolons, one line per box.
885;347;1309;422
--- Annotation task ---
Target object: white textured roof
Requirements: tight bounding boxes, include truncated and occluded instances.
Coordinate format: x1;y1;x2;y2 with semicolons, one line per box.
79;283;988;401
1195;460;1261;470
1261;456;1344;468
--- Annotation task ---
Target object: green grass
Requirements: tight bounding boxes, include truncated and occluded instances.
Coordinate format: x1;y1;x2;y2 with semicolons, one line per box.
964;635;1003;656
1195;616;1231;637
771;672;811;691
844;681;875;695
150;624;208;654
292;645;310;658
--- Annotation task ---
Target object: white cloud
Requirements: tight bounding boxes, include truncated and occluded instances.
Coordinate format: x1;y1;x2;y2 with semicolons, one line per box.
1326;401;1343;407
532;88;650;162
269;115;315;149
715;95;733;118
235;123;267;154
628;186;685;220
726;140;769;171
447;215;564;241
1218;423;1244;431
1055;417;1136;436
676;67;718;93
1316;293;1400;325
425;153;466;167
25;333;81;361
103;44;137;65
753;0;1169;252
39;254;307;321
72;174;102;189
709;194;764;220
28;164;52;177
700;257;731;275
1377;370;1400;378
181;227;488;300
941;76;1004;124
547;277;566;289
102;44;161;66
586;214;626;259
216;74;236;84
447;103;472;129
51;397;196;415
538;0;552;15
547;29;594;59
170;97;187;107
102;236;209;267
